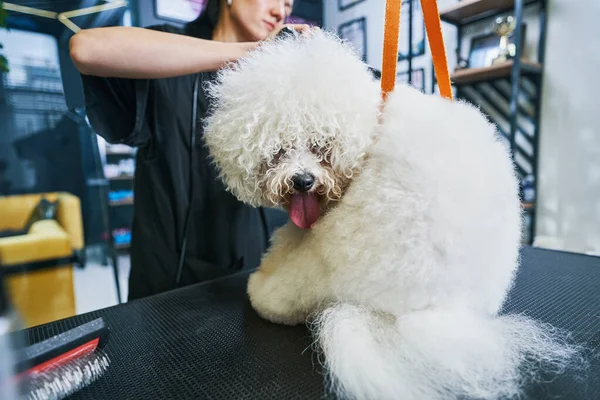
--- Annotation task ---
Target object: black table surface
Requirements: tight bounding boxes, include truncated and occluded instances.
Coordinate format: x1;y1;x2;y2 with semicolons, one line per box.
23;246;600;399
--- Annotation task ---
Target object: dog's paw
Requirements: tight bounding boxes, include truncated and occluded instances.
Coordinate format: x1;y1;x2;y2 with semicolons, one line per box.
247;271;308;326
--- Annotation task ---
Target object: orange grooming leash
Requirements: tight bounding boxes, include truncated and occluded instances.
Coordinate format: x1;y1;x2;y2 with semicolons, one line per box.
380;0;453;101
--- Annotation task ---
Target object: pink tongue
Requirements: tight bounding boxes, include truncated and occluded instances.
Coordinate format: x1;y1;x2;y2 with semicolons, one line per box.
289;193;320;229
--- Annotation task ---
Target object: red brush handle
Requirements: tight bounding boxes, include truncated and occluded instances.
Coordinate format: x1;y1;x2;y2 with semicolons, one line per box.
24;338;100;376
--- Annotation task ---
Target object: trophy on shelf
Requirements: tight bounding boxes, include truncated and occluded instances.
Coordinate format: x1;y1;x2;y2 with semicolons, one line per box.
491;15;517;65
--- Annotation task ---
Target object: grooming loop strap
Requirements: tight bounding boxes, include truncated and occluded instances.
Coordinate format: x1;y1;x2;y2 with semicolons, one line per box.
380;0;453;101
381;0;402;102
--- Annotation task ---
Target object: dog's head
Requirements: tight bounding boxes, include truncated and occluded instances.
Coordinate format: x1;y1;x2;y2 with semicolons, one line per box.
203;30;381;229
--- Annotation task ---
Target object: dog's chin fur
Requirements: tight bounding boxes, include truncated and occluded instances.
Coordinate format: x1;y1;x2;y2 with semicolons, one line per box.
261;159;354;220
203;30;585;400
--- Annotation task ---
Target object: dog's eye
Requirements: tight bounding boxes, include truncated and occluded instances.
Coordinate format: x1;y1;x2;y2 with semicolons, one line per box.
272;149;285;164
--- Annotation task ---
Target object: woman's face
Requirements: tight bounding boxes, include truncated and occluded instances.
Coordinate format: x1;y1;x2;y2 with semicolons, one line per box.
230;0;294;41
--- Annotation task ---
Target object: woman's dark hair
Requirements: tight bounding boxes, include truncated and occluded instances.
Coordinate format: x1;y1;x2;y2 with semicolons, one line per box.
185;0;221;39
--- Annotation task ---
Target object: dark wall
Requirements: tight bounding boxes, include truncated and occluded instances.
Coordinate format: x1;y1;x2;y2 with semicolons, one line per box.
130;0;185;28
292;0;323;25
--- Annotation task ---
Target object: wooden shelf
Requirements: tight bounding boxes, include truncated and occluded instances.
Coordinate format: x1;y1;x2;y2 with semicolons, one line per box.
108;175;134;181
440;0;538;25
450;60;542;85
522;201;535;211
109;198;134;206
114;242;131;250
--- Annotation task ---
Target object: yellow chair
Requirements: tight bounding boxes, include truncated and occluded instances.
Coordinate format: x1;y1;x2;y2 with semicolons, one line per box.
0;192;84;328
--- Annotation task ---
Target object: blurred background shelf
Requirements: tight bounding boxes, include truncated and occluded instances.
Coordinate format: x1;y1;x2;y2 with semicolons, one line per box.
105;149;135;156
451;60;542;85
108;198;134;206
522;201;535;212
107;175;134;181
440;0;540;25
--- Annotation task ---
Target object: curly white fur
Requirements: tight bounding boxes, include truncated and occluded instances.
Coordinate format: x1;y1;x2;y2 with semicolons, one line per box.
203;30;582;400
204;31;379;207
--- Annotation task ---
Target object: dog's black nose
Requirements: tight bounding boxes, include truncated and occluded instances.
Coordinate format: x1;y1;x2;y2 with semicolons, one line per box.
292;173;315;192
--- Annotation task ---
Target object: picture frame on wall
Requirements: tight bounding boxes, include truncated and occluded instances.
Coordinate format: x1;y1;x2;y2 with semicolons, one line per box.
398;0;426;61
338;17;367;62
338;0;366;12
397;68;425;93
155;0;207;23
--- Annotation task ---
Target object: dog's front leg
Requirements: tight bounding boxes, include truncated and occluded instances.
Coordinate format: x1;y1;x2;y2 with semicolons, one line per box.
247;223;329;326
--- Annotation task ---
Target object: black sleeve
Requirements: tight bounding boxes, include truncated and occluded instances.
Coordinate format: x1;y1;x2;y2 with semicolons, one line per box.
81;73;150;147
80;24;180;147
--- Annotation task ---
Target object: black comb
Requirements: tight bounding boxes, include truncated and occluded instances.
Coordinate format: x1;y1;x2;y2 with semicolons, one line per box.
277;26;300;40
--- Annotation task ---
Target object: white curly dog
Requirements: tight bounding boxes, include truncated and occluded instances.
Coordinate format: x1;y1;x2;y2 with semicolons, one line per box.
203;30;579;400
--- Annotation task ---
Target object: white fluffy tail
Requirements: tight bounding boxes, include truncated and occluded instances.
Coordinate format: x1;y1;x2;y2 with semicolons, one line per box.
310;304;582;400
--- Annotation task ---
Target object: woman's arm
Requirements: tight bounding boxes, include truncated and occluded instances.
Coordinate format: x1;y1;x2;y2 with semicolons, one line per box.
69;26;258;79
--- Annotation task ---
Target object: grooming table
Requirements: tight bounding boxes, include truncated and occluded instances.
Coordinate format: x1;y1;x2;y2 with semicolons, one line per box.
22;246;600;399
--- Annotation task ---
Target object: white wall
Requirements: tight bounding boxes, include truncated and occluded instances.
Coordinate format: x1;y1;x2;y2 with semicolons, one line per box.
324;0;386;70
324;0;600;255
535;0;600;255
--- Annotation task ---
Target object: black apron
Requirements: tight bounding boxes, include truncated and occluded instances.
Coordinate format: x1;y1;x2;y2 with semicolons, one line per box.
81;23;288;300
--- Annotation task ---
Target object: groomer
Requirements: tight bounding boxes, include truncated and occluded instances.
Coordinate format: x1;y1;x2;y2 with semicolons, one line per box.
70;0;312;300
